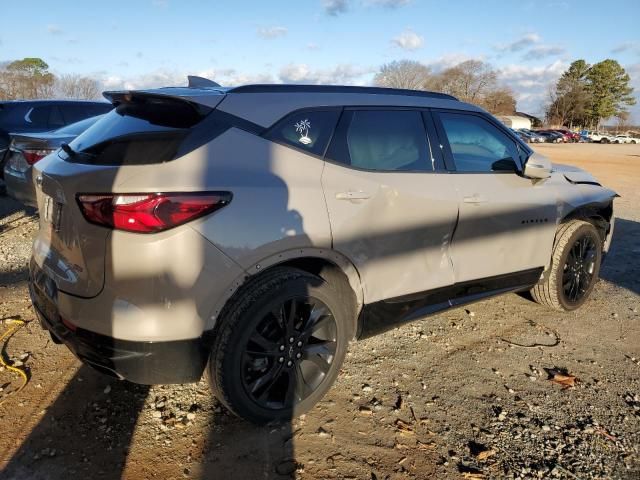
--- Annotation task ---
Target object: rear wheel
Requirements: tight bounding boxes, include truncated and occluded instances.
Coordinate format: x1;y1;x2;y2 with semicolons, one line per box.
208;267;349;424
531;220;602;311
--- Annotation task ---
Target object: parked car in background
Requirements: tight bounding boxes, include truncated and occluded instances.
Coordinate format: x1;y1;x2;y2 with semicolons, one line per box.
516;129;544;143
29;82;616;424
555;128;580;142
536;130;564;143
579;134;592;143
0;100;113;193
613;134;638;144
581;130;615;143
3;115;104;206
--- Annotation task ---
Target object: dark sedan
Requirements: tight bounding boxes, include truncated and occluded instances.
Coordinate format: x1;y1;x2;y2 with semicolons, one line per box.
3;115;103;206
0;100;113;193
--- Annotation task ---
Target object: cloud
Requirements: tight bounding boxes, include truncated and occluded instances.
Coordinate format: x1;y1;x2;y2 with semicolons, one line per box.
523;45;565;60
47;24;64;35
494;33;540;53
278;63;372;84
152;0;168;8
306;43;320;50
365;0;412;8
391;28;424;51
611;42;640;55
257;26;288;39
497;60;567;115
322;0;348;16
425;53;486;72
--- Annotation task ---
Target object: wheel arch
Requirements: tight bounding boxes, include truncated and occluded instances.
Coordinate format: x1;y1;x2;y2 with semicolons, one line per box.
560;198;615;247
206;248;364;340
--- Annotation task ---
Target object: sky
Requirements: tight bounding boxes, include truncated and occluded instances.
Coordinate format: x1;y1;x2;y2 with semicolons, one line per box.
1;0;640;120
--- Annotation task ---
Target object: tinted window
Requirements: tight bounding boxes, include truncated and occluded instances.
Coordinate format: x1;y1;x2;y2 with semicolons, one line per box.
328;110;431;172
65;98;214;166
60;104;90;124
55;115;103;135
26;106;53;129
438;112;519;172
266;109;340;156
49;106;65;128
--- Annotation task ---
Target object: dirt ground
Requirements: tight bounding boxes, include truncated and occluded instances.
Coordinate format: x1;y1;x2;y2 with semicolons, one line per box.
0;143;638;480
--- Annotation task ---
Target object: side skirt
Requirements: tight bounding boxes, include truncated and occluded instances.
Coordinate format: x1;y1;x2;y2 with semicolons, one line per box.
357;267;543;339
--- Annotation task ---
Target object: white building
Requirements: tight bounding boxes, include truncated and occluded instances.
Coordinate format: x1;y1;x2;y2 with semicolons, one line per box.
496;115;532;130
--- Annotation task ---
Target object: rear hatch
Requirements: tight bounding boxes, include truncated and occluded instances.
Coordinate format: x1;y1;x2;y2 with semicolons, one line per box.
32;89;225;298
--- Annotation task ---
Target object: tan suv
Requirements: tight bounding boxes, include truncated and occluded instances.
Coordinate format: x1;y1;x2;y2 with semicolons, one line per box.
29;83;616;423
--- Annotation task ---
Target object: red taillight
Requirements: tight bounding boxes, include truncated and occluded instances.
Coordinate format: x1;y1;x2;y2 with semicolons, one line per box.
22;149;54;165
77;192;232;233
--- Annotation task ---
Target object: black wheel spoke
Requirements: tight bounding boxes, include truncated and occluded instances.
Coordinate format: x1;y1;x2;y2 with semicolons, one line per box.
248;362;282;396
304;340;336;357
248;331;278;354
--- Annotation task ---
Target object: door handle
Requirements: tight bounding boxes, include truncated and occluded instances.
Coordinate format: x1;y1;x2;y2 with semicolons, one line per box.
463;194;488;204
336;191;371;201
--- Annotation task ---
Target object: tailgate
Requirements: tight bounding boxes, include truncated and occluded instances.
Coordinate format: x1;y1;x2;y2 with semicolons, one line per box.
32;156;117;297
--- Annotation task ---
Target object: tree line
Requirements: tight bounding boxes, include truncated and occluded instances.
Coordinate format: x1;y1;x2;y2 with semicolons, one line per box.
373;59;517;115
0;57;100;100
1;56;636;129
546;59;636;129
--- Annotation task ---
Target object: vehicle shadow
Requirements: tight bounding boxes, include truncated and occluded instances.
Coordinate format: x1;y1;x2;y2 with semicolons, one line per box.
598;217;640;295
0;366;149;480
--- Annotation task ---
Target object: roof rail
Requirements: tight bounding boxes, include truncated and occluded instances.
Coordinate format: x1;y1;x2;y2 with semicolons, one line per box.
226;84;457;100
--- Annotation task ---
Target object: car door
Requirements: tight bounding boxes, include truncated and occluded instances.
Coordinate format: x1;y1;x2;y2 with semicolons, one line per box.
322;108;458;304
432;110;557;284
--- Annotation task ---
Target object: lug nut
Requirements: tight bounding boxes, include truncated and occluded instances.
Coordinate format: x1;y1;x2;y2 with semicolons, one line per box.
279;345;285;351
296;353;302;359
289;337;295;343
287;360;293;367
278;357;284;363
297;341;303;347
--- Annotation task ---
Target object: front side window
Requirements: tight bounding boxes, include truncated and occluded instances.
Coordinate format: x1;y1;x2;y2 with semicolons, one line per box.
265;109;340;156
328;110;432;172
438;112;519;173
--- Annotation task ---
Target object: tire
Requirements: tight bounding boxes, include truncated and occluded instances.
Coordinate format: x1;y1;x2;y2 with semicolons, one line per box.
531;220;602;311
631;140;637;144
601;138;609;144
208;267;350;424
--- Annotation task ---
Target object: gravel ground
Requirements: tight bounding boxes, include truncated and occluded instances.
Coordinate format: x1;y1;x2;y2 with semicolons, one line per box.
0;143;638;480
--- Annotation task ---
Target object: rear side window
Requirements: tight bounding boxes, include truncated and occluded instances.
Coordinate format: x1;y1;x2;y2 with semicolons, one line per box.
437;112;519;173
61;103;112;124
265;109;340;156
327;110;432;172
65;97;213;166
27;105;64;129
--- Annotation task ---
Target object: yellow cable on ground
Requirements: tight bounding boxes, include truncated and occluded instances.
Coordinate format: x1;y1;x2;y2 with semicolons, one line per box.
0;317;29;405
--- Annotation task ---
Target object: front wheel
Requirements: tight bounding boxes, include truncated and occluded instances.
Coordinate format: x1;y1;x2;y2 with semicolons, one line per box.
208;267;350;424
531;220;602;311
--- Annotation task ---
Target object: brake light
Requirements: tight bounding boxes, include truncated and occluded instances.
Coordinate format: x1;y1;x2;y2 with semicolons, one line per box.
77;192;232;233
22;149;54;165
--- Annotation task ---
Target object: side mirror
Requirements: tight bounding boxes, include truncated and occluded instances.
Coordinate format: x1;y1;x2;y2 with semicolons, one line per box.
523;152;552;179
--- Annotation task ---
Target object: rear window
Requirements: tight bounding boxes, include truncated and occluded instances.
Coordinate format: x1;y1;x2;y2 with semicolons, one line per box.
65;97;212;166
55;115;103;135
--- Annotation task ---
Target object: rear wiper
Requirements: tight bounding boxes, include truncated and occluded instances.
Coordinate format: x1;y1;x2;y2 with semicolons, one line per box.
60;142;76;156
60;142;95;158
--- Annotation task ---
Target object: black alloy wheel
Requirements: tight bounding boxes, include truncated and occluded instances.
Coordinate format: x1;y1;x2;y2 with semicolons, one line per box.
562;234;598;305
241;296;337;410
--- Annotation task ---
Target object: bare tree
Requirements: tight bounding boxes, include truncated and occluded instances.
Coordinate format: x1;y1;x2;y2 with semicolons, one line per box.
480;86;517;115
430;60;497;103
55;74;101;99
373;60;432;90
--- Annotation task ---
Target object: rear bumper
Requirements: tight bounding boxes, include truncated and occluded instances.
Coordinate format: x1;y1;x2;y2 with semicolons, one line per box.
29;260;209;384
